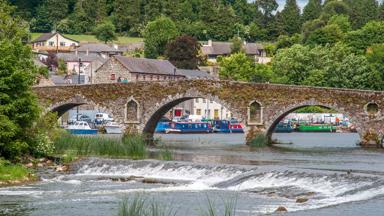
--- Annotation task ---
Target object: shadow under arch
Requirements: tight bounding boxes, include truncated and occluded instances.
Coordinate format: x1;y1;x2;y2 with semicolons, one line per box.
142;93;245;139
265;103;361;140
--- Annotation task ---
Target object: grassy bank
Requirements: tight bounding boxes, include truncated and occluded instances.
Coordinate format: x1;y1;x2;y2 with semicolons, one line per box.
54;134;147;160
0;159;35;186
31;33;143;44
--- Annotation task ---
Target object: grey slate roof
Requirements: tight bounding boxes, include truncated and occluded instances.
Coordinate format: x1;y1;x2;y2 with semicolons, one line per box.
117;42;145;52
201;41;264;56
76;43;122;53
176;69;213;80
115;56;178;75
31;33;56;42
56;53;106;63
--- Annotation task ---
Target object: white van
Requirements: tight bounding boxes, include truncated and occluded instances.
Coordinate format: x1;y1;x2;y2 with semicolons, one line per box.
95;113;114;124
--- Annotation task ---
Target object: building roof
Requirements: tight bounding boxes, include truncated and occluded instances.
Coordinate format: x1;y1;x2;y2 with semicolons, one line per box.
76;43;122;53
116;42;145;53
56;53;106;63
114;56;178;75
201;41;264;56
176;69;214;80
31;32;79;43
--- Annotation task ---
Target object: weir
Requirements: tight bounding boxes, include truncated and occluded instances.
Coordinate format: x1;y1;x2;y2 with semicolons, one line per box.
33;80;384;147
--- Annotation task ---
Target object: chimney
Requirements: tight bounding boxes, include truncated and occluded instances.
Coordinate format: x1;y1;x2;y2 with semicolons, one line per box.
86;49;89;56
75;49;78;56
208;40;212;46
113;44;118;50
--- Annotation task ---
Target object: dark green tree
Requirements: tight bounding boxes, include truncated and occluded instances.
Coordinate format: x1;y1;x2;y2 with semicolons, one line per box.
165;35;201;69
94;21;118;43
278;0;301;35
344;0;379;29
113;0;141;33
0;0;41;160
230;36;244;53
31;0;69;32
143;16;179;58
302;0;322;22
256;0;278;27
346;21;384;52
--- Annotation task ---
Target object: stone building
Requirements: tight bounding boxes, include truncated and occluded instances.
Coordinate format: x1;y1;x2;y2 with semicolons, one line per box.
93;56;185;83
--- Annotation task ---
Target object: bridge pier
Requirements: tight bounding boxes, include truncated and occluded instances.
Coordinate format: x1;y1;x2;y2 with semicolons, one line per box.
360;129;384;148
245;126;270;145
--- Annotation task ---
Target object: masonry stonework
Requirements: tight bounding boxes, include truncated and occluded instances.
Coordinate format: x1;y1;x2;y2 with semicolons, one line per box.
93;57;132;83
33;80;384;147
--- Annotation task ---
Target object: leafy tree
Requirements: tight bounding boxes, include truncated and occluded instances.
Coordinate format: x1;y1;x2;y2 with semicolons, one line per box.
322;0;351;18
344;0;379;29
278;0;301;35
165;35;201;69
94;21;117;44
112;0;141;34
302;0;322;22
305;24;344;46
327;14;352;32
0;0;40;160
31;0;69;32
256;0;278;27
57;59;67;75
143;16;179;58
366;43;384;85
346;21;384;52
44;51;58;71
248;22;268;42
219;52;273;82
276;34;301;50
230;36;244;53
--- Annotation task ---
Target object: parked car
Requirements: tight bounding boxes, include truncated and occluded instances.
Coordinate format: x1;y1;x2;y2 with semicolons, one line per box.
95;113;114;124
68;114;92;124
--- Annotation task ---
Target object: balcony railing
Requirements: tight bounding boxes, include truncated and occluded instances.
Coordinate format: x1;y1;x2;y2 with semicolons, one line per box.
32;46;75;52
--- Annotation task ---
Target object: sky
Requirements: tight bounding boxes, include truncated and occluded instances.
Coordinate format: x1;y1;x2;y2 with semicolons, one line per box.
276;0;309;11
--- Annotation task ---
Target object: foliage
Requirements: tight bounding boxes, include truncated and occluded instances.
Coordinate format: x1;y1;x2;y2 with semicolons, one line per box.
0;158;34;182
276;34;301;50
0;0;40;160
165;35;201;69
44;51;58;71
249;134;269;148
278;0;302;35
57;59;67;75
118;194;177;216
346;21;384;52
305;24;344;46
344;0;379;29
302;0;322;22
158;146;173;161
272;43;382;90
143;16;179;58
229;36;244;54
94;21;117;44
219;52;273;83
295;106;337;113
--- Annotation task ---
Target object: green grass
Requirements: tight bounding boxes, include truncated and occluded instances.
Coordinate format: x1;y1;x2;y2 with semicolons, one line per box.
158;146;174;161
0;159;33;182
119;194;177;216
54;133;147;159
31;33;143;44
249;134;269;148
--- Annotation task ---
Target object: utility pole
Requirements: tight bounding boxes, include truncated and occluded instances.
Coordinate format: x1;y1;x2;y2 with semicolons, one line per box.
76;58;82;121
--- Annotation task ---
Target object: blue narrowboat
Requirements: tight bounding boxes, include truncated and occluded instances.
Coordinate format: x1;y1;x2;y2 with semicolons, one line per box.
274;122;293;133
155;122;171;133
213;120;244;133
164;122;213;134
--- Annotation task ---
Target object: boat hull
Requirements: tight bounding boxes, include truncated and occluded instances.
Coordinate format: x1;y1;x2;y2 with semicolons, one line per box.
66;129;98;135
298;125;337;132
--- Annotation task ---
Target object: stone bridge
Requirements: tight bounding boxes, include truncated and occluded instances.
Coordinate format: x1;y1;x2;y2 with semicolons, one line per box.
33;80;384;147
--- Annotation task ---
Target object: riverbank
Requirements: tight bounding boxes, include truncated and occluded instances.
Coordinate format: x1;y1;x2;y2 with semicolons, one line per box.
0;159;36;187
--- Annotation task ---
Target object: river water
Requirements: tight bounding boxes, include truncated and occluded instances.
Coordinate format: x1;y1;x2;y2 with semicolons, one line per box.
1;133;384;216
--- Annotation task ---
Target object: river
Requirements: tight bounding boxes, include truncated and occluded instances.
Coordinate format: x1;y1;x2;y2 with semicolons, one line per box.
1;132;384;216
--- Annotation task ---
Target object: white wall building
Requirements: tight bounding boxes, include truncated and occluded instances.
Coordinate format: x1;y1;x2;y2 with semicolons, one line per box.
191;98;232;120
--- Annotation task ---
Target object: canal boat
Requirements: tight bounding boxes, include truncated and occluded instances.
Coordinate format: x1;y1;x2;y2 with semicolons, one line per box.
298;124;337;132
213;120;244;133
105;122;122;134
274;122;293;133
164;122;213;134
66;121;98;135
155;122;171;133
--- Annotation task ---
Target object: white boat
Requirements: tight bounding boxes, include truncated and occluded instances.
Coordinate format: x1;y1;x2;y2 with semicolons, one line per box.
67;121;98;135
105;122;122;134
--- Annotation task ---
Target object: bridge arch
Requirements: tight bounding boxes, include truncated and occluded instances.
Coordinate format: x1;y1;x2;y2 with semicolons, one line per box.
141;89;246;138
264;100;362;140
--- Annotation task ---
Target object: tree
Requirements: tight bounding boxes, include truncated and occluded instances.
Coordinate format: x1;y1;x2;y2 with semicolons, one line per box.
57;59;67;75
302;0;322;22
278;0;301;35
367;43;384;86
256;0;278;27
31;0;69;32
0;0;40;160
305;24;344;46
112;0;141;34
322;0;351;18
44;51;58;71
219;52;273;82
248;22;268;42
143;16;179;58
94;21;118;44
230;36;244;53
165;35;201;69
344;0;379;29
346;21;384;52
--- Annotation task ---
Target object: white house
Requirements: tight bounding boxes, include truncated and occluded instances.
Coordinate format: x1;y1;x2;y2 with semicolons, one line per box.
31;32;79;52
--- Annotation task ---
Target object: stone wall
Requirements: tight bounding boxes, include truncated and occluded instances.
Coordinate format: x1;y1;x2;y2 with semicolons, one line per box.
33;80;384;147
93;57;132;84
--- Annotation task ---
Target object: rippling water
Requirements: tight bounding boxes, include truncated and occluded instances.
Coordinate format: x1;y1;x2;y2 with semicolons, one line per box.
1;133;384;216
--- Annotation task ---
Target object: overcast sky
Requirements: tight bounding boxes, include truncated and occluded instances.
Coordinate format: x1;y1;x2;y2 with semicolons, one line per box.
276;0;309;11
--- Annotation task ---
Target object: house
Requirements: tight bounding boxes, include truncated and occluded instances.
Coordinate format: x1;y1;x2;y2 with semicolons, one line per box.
56;52;107;84
31;32;79;52
76;43;123;59
93;56;185;83
201;40;270;64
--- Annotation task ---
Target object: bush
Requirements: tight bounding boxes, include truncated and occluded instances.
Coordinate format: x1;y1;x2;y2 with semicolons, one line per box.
249;134;269;148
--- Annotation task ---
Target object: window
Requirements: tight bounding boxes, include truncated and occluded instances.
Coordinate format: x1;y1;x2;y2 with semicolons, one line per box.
136;74;139;80
195;98;199;103
214;109;219;119
196;109;201;115
60;42;66;47
203;99;206;103
143;75;146;81
49;41;54;46
126;99;139;123
110;73;116;80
